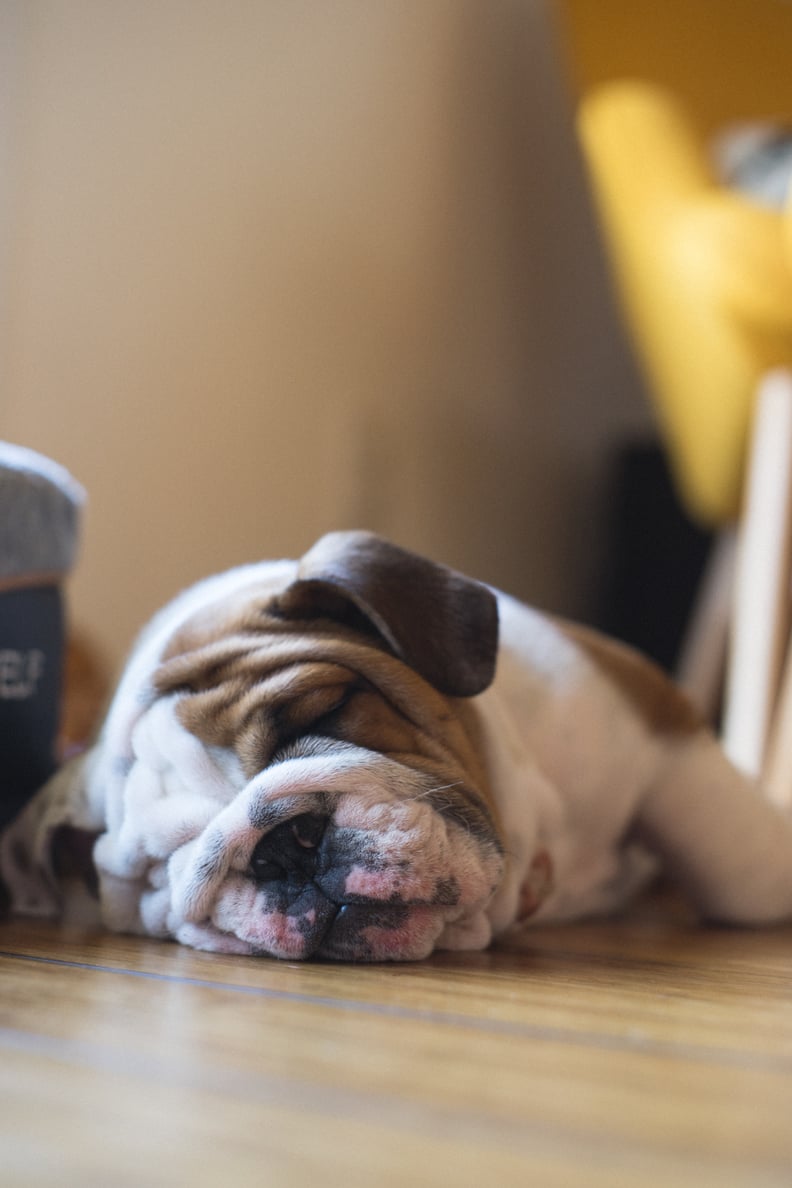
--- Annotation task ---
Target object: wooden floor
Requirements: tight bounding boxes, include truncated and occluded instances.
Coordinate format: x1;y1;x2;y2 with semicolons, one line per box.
2;893;792;1187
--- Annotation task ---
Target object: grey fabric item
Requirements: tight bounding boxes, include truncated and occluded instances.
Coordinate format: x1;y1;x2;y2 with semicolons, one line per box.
0;443;85;581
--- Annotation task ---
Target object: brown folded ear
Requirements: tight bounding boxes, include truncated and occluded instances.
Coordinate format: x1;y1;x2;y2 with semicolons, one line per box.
271;531;499;697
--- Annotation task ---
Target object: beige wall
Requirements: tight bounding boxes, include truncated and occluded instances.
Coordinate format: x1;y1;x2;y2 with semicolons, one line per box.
1;0;650;676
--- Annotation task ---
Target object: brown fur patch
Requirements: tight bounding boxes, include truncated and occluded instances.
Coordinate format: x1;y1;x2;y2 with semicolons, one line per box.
153;587;501;844
557;621;704;737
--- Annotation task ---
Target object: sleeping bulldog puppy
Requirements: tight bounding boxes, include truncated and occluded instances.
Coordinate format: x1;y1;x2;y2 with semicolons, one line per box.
3;530;792;960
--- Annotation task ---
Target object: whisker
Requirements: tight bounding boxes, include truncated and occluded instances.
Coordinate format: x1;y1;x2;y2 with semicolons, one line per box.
409;780;465;802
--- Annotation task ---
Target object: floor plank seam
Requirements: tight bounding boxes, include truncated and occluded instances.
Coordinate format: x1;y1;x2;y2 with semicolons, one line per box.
3;950;792;1073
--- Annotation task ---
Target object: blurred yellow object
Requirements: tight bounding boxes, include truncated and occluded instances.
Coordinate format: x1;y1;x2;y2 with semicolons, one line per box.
578;80;792;526
555;0;792;790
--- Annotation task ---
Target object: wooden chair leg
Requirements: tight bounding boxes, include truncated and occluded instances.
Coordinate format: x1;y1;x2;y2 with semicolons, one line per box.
675;529;736;723
764;639;792;809
722;370;792;779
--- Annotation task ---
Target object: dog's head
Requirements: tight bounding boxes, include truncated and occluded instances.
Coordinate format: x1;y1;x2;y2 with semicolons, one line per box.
67;532;505;961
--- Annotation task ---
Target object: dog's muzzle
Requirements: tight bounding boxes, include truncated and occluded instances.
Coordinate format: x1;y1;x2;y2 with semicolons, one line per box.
123;743;506;962
245;809;471;960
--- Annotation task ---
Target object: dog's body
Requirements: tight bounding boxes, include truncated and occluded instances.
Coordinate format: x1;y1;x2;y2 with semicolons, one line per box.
4;531;792;960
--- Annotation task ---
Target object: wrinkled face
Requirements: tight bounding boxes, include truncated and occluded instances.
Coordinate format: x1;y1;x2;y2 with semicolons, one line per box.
104;631;505;962
165;737;504;961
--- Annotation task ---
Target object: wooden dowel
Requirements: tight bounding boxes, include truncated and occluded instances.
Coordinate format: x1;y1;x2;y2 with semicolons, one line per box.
722;370;792;778
675;529;736;722
762;633;792;808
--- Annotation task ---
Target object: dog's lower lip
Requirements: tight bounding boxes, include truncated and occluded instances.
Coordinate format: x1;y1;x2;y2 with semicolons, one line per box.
300;898;346;958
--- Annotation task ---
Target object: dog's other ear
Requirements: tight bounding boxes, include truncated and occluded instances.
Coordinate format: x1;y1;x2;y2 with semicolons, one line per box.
271;531;499;697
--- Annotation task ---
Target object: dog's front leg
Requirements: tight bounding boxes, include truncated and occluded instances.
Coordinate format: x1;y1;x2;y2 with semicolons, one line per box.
637;730;792;924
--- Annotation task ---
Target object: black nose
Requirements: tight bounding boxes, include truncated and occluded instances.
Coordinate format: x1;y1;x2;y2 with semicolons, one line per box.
250;813;327;883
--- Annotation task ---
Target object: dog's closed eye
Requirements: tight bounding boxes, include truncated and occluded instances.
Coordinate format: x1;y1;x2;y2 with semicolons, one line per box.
273;680;365;747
